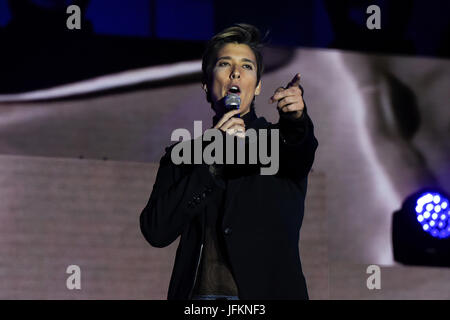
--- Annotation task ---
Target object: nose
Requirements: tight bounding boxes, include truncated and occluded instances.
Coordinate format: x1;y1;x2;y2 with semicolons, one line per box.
230;67;240;79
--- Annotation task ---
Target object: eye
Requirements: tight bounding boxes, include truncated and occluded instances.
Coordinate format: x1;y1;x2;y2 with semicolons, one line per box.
243;64;253;70
218;61;229;67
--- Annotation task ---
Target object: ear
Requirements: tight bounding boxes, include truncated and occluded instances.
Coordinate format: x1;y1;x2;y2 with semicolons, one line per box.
254;80;262;96
202;83;211;103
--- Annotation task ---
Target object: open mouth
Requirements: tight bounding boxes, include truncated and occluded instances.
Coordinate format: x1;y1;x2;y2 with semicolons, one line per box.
227;85;241;95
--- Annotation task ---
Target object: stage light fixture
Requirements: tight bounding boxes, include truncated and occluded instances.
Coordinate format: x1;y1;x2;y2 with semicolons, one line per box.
392;188;450;267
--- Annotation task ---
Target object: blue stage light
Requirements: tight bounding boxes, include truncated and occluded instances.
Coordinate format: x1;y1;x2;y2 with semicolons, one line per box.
414;192;449;239
393;188;450;267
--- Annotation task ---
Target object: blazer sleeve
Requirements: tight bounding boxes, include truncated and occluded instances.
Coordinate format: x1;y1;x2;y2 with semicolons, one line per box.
275;103;319;184
140;138;225;248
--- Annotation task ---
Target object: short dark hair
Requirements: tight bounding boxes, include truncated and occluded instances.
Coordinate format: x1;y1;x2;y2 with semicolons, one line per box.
202;23;265;102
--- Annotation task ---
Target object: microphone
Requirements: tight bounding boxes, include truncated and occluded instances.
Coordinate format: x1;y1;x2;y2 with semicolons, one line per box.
224;93;241;118
224;93;246;144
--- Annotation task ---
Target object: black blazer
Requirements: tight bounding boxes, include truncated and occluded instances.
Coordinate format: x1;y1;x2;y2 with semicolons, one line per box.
140;108;318;300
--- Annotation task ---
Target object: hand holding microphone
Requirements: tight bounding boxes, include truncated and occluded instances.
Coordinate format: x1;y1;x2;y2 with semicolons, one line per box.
214;93;245;138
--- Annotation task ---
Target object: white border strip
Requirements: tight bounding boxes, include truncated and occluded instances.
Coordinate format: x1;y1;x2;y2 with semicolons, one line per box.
0;60;202;102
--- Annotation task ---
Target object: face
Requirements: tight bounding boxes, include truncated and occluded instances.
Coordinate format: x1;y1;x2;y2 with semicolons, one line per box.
203;43;261;116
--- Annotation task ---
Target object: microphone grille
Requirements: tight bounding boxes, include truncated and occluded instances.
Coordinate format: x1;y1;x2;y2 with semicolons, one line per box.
224;93;241;109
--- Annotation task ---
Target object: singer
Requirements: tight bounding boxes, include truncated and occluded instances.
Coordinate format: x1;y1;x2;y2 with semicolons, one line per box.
140;23;318;300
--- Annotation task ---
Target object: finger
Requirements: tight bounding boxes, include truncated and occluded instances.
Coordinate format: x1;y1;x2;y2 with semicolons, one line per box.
235;130;246;139
223;121;245;133
224;108;243;118
287;73;301;88
272;87;301;102
279;102;303;113
226;125;245;136
269;87;285;103
226;124;246;133
214;108;242;129
221;117;245;131
277;96;298;109
227;116;245;127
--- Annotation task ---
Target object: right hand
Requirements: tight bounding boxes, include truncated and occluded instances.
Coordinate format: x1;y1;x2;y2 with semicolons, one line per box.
213;109;245;138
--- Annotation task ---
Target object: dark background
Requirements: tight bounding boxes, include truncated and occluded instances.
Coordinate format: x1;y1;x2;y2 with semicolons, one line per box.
1;0;450;93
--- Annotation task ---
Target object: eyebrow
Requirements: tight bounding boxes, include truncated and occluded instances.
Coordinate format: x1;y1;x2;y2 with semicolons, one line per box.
217;56;256;66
